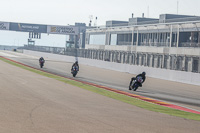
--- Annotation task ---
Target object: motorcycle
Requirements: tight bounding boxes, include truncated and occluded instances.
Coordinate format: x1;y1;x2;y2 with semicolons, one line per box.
39;60;45;68
71;66;78;77
129;76;143;91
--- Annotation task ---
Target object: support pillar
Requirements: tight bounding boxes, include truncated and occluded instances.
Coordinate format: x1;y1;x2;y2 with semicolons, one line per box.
142;54;146;66
105;32;111;45
90;50;92;59
139;54;142;66
145;54;148;66
182;56;186;71
133;54;136;65
198;32;200;44
187;57;193;72
94;50;96;59
136;30;139;48
131;28;134;45
99;51;101;60
129;54;132;64
167;55;171;69
149;54;153;67
161;55;165;68
126;53;129;64
110;52;113;62
177;25;180;48
97;50;100;60
154;55;158;68
91;50;94;59
198;57;200;73
102;51;105;61
171;56;176;70
86;50;89;58
117;52;121;63
121;53;124;63
158;56;162;68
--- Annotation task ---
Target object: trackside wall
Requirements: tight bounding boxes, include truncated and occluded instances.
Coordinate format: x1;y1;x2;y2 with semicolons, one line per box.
23;50;200;86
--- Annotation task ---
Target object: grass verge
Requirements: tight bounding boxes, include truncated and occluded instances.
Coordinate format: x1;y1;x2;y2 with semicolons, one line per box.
0;57;200;121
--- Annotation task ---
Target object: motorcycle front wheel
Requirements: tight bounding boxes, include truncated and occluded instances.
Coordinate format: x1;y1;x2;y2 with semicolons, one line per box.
129;85;132;90
73;74;76;77
133;87;138;91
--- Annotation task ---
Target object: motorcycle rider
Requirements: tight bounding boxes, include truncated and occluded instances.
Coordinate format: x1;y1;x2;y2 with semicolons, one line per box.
71;61;79;71
39;57;45;63
129;72;146;90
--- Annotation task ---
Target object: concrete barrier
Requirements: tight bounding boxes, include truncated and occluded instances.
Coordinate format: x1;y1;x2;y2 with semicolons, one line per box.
23;50;200;86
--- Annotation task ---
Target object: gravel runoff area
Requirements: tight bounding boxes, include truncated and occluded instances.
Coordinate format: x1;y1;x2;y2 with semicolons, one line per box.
0;60;200;133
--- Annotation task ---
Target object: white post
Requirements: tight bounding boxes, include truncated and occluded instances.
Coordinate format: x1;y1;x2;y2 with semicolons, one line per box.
170;25;172;48
136;30;139;53
177;25;180;49
131;27;134;46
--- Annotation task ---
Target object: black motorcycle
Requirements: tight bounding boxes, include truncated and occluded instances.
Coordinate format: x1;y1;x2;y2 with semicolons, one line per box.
71;66;78;77
39;60;45;68
129;77;143;91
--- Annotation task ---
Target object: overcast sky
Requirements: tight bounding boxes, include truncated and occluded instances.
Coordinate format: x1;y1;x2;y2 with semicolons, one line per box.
1;0;200;47
1;0;200;26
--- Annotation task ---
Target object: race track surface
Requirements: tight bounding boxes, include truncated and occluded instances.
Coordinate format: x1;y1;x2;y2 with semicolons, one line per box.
1;57;200;133
1;50;200;112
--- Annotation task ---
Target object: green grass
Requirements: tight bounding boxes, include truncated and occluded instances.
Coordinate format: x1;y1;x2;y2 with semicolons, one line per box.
1;57;200;121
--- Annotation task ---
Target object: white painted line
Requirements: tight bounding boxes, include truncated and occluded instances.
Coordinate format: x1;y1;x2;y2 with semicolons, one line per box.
6;51;39;59
0;51;18;58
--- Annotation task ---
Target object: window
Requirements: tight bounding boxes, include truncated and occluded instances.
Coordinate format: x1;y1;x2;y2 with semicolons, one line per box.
110;34;117;45
89;34;106;45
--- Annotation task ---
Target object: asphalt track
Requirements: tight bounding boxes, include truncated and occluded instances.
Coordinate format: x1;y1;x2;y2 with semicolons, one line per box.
1;51;200;111
1;53;200;133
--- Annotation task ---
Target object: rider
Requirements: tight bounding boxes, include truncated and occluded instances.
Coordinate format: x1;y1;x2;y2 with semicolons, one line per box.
39;57;45;63
129;72;146;90
71;61;79;71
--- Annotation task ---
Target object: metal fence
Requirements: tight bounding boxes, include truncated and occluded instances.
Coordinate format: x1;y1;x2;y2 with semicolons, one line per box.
23;45;200;73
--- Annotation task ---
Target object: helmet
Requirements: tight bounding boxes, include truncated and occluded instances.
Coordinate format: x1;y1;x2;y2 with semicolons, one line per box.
75;61;78;64
142;72;146;75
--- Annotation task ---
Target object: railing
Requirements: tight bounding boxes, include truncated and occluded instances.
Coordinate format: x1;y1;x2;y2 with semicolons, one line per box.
117;42;170;47
139;42;170;47
24;45;65;54
117;41;132;45
180;42;200;47
23;45;200;73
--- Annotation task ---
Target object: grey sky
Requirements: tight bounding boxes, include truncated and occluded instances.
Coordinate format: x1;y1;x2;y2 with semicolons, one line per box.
1;0;200;47
1;0;200;26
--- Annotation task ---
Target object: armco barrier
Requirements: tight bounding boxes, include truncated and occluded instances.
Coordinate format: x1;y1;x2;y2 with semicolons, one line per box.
23;50;200;86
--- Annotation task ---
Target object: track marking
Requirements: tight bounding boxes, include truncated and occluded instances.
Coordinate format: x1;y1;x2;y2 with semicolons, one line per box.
0;51;18;57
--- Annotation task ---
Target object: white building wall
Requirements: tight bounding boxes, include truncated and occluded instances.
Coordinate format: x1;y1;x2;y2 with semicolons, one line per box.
85;44;200;56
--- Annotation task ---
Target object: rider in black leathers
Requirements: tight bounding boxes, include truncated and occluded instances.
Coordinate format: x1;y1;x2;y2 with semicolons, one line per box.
129;72;146;90
39;57;45;63
71;61;79;71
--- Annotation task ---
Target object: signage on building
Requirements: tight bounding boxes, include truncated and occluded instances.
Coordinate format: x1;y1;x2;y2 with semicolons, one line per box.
9;23;47;33
47;25;79;35
0;22;9;30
